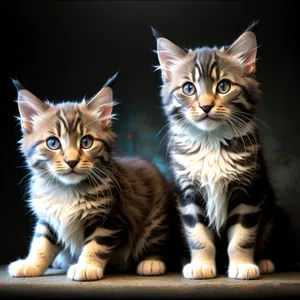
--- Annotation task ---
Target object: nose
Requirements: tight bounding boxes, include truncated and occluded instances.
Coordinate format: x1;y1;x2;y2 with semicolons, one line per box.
199;105;214;113
65;160;79;168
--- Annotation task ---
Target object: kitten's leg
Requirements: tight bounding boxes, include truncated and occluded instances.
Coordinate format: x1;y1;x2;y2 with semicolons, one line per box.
137;255;166;276
52;249;74;272
227;208;261;280
136;222;168;276
8;221;61;277
180;196;216;279
258;259;275;274
67;226;120;281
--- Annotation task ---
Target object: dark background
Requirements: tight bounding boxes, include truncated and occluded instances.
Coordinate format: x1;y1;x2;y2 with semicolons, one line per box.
3;1;299;266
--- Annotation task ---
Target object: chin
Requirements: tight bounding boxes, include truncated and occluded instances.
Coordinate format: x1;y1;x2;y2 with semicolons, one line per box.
194;118;222;132
57;173;86;185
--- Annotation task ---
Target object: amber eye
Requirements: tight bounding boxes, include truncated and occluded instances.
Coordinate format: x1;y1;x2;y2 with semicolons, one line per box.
217;80;231;94
46;137;61;150
80;135;94;149
182;82;196;96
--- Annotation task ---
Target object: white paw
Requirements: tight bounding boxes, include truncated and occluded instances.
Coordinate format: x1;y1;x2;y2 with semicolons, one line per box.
136;259;166;276
258;259;275;274
183;262;216;279
8;259;44;277
228;263;260;280
67;263;103;281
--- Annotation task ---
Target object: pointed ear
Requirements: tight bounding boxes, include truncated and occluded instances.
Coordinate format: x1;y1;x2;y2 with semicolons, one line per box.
227;31;257;75
156;37;187;79
87;86;113;127
17;87;49;133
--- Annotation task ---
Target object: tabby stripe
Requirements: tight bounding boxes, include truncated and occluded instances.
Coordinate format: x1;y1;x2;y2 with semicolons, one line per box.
56;120;61;137
195;63;202;80
36;221;58;245
226;212;261;230
166;86;181;106
58;115;69;133
94;138;111;153
241;211;261;228
27;140;45;157
31;159;47;169
234;83;256;105
182;214;205;228
96;251;110;260
239;239;256;249
34;232;57;245
189;239;206;250
94;235;118;247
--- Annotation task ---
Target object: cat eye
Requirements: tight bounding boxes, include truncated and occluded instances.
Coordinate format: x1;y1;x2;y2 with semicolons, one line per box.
182;82;196;96
81;135;94;149
216;80;231;94
46;137;61;150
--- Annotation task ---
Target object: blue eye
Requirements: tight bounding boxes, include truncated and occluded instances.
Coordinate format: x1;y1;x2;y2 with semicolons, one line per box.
81;135;94;149
182;82;196;96
46;137;61;150
217;80;231;94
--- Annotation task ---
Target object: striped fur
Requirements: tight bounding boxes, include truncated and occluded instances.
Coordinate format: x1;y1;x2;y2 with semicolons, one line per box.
8;78;171;281
154;25;299;279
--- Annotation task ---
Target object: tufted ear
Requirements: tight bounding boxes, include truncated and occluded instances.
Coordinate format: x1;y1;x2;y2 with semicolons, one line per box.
13;80;49;133
152;28;187;80
87;72;118;127
227;29;257;75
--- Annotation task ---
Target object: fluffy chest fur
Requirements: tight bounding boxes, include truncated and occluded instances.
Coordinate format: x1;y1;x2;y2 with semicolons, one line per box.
29;175;112;257
172;133;253;232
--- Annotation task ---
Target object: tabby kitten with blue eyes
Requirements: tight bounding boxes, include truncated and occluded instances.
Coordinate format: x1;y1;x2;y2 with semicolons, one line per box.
153;25;299;280
8;76;171;281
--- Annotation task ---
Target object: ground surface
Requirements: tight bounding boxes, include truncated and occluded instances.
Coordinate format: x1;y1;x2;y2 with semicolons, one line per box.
0;265;299;299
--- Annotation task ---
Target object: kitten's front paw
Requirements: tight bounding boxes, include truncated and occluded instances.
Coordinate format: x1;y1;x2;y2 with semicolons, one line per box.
67;263;103;281
183;262;216;279
258;259;275;274
228;263;260;280
136;259;166;276
8;260;44;277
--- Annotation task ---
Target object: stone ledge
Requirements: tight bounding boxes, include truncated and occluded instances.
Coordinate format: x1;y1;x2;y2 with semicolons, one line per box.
0;266;300;299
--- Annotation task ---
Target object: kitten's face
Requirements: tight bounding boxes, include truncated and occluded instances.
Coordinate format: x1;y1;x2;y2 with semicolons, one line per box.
17;85;115;185
156;30;260;133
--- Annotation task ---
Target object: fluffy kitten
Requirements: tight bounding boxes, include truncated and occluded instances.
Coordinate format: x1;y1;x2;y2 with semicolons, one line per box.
8;75;172;281
153;25;299;280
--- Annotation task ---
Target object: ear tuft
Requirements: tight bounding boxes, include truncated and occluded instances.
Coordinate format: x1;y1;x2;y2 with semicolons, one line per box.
151;27;163;39
103;71;119;89
12;78;26;91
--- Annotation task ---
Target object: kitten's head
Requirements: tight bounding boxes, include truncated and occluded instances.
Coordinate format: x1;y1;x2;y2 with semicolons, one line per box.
153;25;261;134
16;74;118;185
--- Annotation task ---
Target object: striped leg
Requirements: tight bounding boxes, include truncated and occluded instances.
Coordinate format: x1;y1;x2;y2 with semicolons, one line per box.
8;221;61;277
136;207;168;276
227;205;261;280
180;198;216;279
67;226;120;281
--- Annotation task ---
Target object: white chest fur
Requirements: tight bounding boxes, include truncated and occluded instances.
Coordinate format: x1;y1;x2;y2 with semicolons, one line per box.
29;176;111;257
172;133;252;233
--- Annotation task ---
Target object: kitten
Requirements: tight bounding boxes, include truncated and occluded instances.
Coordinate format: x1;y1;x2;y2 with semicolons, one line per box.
153;25;300;280
8;75;172;281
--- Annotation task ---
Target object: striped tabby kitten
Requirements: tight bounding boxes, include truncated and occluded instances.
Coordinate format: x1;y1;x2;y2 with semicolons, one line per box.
153;25;299;279
8;76;171;281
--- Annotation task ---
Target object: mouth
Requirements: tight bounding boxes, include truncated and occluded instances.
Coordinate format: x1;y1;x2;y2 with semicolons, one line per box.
198;115;218;122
